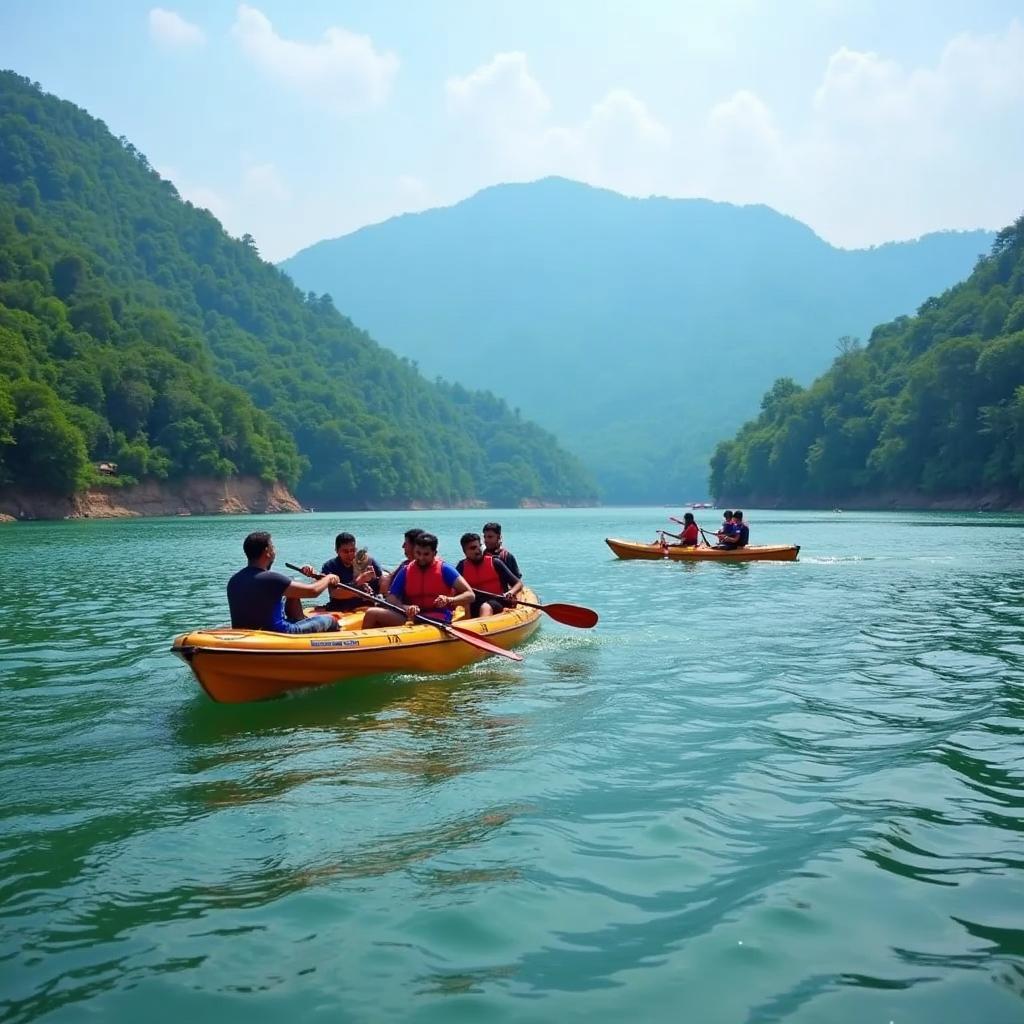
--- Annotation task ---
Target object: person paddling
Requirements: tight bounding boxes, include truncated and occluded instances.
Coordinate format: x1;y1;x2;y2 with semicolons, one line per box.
456;532;524;618
717;510;750;549
362;532;474;627
227;531;340;633
713;510;739;549
662;511;700;547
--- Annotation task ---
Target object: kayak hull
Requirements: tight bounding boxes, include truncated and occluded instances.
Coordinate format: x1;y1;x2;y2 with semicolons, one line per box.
605;538;800;562
171;591;542;703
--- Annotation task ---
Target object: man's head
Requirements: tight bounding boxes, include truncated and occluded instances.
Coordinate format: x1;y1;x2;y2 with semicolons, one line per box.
243;531;274;567
413;531;439;568
461;531;484;561
733;510;743;522
402;528;424;559
334;531;357;564
482;522;502;551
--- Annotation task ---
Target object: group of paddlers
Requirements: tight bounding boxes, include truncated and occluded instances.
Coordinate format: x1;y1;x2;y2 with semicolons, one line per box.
657;509;750;550
226;523;525;635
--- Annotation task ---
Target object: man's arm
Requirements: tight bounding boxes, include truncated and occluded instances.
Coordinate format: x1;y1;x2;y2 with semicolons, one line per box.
285;574;339;599
493;558;524;598
448;574;475;607
433;568;475;610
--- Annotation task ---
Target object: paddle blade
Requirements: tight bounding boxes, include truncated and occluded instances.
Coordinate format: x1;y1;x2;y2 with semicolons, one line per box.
541;603;599;629
445;623;524;661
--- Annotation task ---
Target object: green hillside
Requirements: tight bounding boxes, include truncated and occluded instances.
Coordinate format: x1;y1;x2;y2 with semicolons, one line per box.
281;178;993;503
0;72;595;507
709;217;1024;506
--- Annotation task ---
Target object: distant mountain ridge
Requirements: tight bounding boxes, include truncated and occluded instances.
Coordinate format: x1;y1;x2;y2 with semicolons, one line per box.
282;177;994;502
0;73;595;509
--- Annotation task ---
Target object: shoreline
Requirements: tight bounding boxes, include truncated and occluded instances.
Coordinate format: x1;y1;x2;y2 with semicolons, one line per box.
0;476;302;521
0;479;601;522
712;492;1024;513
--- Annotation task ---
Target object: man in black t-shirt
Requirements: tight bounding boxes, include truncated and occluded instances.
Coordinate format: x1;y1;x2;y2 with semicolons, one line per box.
301;531;383;612
227;532;340;633
482;521;522;579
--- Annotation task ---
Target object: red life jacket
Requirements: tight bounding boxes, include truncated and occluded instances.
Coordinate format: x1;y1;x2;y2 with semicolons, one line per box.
460;554;502;594
682;523;699;545
401;559;453;620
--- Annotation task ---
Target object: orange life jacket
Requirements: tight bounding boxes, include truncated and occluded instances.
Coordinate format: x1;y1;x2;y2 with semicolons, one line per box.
401;559;453;620
460;554;502;594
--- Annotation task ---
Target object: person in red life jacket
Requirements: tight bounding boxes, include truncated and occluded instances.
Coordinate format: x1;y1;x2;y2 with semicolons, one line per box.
482;521;522;579
663;512;700;547
362;532;474;628
381;527;424;597
456;532;524;618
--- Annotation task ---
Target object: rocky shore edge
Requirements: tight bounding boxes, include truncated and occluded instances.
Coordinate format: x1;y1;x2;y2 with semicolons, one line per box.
0;476;302;521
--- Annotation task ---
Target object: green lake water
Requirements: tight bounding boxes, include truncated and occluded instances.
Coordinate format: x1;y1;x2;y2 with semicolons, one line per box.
2;508;1023;1022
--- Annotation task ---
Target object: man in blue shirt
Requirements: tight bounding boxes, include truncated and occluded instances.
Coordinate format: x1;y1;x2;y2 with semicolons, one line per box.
362;532;474;628
227;531;340;633
713;510;739;549
720;510;750;549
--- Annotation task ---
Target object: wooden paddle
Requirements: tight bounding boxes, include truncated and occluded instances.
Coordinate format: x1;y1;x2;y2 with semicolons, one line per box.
286;563;523;663
470;588;598;628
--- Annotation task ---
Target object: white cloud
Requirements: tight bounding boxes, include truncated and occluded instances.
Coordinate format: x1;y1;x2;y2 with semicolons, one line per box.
445;51;551;128
445;55;669;195
148;8;206;49
686;19;1024;245
708;89;779;150
232;4;399;114
585;89;670;150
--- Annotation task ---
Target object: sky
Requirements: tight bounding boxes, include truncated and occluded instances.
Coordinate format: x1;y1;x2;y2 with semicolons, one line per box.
1;1;1022;262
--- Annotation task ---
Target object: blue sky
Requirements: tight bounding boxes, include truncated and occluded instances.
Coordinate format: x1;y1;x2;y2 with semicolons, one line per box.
1;1;1022;260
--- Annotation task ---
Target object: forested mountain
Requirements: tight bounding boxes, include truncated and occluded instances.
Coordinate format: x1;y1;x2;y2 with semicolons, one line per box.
0;72;595;506
281;178;992;503
709;217;1024;506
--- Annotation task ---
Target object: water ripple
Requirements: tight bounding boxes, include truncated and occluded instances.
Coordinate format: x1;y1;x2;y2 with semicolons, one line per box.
1;511;1023;1022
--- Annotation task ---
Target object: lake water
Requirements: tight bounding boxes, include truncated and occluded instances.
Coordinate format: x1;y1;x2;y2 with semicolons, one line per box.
2;508;1023;1023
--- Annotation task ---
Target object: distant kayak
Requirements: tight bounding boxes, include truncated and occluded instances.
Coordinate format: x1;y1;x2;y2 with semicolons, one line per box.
606;538;801;562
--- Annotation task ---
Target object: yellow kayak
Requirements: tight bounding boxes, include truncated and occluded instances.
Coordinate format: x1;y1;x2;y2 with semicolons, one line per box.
606;538;800;562
171;590;542;703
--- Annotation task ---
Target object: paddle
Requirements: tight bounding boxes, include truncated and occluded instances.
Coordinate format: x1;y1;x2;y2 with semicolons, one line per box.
470;589;598;629
661;525;714;549
285;563;523;663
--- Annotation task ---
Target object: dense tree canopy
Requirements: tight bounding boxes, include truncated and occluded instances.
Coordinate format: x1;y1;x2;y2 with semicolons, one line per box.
0;71;595;504
709;217;1024;506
